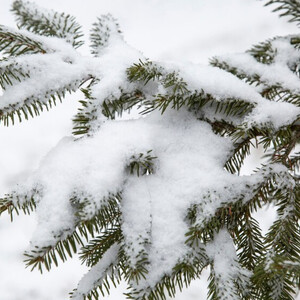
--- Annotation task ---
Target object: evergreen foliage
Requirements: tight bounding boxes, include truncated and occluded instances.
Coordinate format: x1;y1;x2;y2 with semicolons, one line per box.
0;1;300;299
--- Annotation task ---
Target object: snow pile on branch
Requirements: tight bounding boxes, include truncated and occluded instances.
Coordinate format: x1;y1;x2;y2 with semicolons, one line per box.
1;1;300;299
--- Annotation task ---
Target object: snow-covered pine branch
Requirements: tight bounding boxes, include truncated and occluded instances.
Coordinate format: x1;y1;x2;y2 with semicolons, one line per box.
12;0;84;48
0;0;300;299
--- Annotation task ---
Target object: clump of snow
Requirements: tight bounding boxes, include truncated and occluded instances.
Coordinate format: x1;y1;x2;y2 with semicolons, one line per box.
72;244;120;300
163;61;263;103
210;36;300;129
244;100;299;129
90;40;142;101
218;53;300;93
14;108;232;249
12;106;295;293
0;52;90;111
155;59;300;129
206;230;251;300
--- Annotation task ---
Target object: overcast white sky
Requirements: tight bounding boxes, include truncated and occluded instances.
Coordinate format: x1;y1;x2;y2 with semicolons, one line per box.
0;0;299;299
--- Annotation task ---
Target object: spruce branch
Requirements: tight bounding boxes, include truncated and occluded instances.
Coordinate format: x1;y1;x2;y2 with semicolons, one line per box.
210;56;261;85
211;57;300;107
247;38;277;64
252;185;300;299
128;60;255;119
124;253;208;300
80;227;122;268
24;194;122;273
122;245;150;288
265;0;300;27
71;191;122;223
235;212;264;271
0;193;36;221
24;230;84;273
290;152;300;172
101;90;145;120
0;73;91;126
225;136;253;174
1;1;300;299
73;87;144;137
206;230;250;300
71;244;122;300
0;57;31;90
0;25;46;56
72;81;98;136
128;150;156;177
186;163;294;285
265;186;300;260
127;60;163;84
90;14;122;56
12;0;84;48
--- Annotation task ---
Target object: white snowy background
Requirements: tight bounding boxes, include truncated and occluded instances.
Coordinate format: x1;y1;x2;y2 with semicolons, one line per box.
0;0;299;299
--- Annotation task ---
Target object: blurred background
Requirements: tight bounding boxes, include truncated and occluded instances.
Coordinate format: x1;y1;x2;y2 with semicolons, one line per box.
0;0;298;299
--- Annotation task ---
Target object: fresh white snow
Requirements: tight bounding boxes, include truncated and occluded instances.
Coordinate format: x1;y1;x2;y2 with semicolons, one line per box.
0;0;299;300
